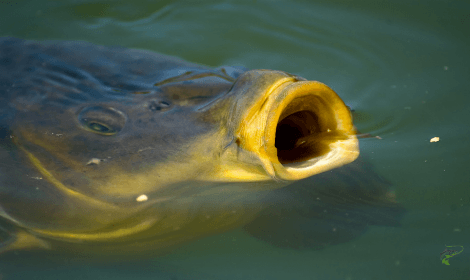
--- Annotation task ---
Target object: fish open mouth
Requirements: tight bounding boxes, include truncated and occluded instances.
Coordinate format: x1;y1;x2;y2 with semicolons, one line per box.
217;71;358;182
232;75;359;181
265;80;359;180
274;94;350;165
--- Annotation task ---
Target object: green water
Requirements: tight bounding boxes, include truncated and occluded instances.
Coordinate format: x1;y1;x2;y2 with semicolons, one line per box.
1;0;469;279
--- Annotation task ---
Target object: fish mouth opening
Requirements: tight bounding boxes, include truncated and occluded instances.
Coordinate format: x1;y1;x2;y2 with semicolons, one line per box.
225;72;358;182
264;81;359;180
276;103;338;165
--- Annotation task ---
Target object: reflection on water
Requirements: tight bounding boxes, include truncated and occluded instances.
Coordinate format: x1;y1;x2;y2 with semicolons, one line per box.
0;0;469;279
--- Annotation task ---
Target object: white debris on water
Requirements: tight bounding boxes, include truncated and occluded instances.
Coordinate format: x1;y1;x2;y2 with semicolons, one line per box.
136;194;148;202
430;137;440;142
86;158;105;165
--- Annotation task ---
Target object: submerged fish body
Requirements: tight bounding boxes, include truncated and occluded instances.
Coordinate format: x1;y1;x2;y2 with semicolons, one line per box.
0;37;398;256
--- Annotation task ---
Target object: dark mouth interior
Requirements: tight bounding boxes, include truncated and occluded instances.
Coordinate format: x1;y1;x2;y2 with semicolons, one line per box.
275;110;344;165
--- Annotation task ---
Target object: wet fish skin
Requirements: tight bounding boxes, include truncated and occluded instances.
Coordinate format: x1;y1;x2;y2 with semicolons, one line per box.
0;37;399;257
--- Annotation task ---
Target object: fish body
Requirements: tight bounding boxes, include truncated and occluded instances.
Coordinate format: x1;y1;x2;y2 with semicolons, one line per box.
0;37;397;256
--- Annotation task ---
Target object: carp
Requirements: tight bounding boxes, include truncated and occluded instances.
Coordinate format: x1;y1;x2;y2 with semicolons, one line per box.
0;37;399;257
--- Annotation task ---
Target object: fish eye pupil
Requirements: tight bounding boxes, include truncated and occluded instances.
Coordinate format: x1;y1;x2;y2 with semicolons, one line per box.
88;121;112;133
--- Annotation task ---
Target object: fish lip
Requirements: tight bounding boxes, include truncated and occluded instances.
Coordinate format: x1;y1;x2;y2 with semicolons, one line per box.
213;70;358;182
261;80;359;180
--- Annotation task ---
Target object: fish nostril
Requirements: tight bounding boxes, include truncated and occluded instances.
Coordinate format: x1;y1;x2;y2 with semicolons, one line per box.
148;100;171;112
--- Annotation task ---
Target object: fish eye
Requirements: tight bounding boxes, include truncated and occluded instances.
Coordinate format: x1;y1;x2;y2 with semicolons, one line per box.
78;106;126;136
84;120;116;135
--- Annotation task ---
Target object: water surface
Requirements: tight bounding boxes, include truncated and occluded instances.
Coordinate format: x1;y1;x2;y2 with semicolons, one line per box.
1;0;469;279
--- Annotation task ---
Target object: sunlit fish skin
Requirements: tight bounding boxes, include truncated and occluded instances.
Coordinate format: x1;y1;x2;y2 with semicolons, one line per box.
0;37;359;255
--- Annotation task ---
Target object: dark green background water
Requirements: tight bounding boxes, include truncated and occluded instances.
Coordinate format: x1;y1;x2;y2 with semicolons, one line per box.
1;0;469;279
